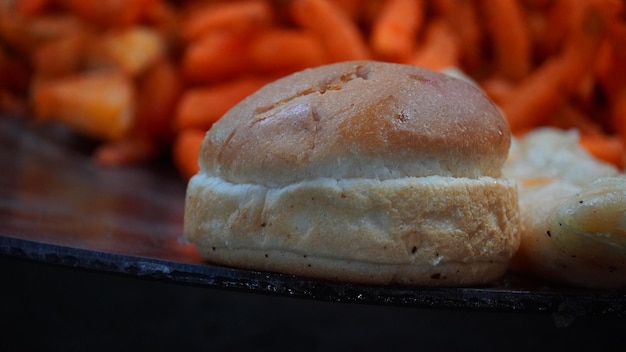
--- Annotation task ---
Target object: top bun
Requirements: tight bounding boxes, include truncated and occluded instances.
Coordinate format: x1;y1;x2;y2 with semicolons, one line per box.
201;61;510;187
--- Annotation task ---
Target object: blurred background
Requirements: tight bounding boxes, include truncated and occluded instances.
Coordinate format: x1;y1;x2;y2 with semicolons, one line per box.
2;0;626;177
2;1;626;350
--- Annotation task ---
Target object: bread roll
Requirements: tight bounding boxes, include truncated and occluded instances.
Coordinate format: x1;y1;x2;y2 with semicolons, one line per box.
504;128;626;289
184;61;520;286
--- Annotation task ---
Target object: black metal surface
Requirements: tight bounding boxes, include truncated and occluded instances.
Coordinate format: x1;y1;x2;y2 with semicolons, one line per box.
2;235;625;318
1;115;625;317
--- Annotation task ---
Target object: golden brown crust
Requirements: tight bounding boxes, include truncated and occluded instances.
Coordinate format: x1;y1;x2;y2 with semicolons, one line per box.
201;61;510;187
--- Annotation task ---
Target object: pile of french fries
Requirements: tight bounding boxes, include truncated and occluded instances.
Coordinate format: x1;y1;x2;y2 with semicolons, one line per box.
1;0;625;179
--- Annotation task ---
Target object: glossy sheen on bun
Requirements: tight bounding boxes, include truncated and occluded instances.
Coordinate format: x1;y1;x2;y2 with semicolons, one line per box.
185;61;520;286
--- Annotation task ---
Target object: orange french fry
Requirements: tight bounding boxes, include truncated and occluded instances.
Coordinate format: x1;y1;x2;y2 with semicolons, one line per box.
331;0;369;20
558;0;619;89
141;0;181;47
172;129;205;180
430;0;456;16
524;5;548;56
0;13;42;54
61;0;159;28
407;20;459;71
23;14;86;51
436;0;483;74
611;90;626;151
547;103;604;136
0;41;30;117
0;89;29;116
181;30;251;84
290;0;370;62
597;20;626;98
14;0;51;17
99;26;165;77
370;0;423;61
500;0;616;133
32;31;87;78
134;58;182;143
0;10;85;55
32;70;135;141
481;0;532;81
519;0;553;8
93;60;182;167
247;28;328;73
538;0;588;58
181;0;273;42
593;17;626;145
0;49;30;94
357;0;387;26
479;77;513;106
595;43;621;100
94;137;158;167
579;133;625;169
520;177;554;188
498;60;568;133
175;75;272;131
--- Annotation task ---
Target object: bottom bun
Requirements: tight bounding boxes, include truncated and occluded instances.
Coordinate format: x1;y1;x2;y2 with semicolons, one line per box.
184;175;520;286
